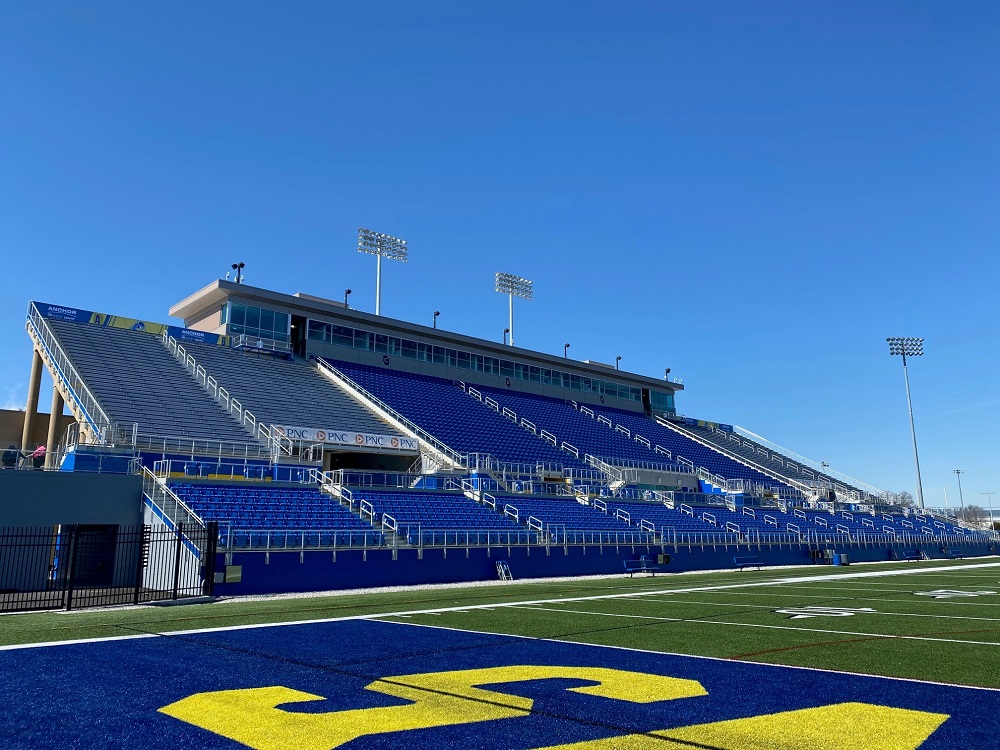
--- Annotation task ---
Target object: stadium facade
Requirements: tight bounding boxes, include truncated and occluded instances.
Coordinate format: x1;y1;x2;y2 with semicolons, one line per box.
1;280;995;609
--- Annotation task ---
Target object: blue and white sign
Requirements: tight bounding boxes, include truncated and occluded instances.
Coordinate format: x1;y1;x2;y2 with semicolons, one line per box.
274;425;419;452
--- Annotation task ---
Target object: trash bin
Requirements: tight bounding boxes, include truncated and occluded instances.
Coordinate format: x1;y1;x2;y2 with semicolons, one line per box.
832;554;842;566
840;554;849;566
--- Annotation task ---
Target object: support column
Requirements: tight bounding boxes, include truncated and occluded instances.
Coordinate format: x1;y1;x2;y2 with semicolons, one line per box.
45;388;64;468
21;349;43;451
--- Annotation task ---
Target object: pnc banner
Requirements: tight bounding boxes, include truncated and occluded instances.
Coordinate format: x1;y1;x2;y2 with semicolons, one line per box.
274;425;419;452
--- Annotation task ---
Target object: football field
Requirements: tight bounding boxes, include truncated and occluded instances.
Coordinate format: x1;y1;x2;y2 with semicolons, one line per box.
2;558;999;748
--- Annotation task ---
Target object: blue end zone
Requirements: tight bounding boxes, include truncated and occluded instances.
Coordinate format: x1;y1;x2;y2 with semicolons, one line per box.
1;620;996;748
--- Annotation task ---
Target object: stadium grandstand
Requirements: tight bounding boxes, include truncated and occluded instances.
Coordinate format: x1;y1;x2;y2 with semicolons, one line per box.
1;278;995;608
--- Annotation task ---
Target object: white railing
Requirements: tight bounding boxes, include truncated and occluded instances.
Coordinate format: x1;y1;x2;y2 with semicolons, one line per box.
140;466;204;530
161;330;293;459
317;359;465;470
231;334;292;356
732;425;889;500
26;303;113;443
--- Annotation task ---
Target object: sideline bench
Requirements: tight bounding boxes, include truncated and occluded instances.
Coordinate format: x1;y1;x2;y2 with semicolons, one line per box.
624;556;659;577
947;550;965;560
734;555;764;571
900;550;926;562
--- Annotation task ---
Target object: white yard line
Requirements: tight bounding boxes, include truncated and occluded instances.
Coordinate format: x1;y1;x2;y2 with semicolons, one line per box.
625;596;1000;622
509;605;1000;647
3;561;998;652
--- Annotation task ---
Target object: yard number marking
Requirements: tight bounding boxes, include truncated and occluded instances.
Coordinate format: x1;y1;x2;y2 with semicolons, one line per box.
159;666;704;750
914;590;997;599
775;606;877;619
159;666;947;749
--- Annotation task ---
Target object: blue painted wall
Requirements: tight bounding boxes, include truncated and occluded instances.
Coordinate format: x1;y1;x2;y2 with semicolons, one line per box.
214;540;996;596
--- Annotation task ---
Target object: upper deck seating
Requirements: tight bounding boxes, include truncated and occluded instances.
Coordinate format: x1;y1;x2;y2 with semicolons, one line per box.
182;345;399;437
47;319;256;444
590;405;794;491
477;387;683;469
322;360;586;470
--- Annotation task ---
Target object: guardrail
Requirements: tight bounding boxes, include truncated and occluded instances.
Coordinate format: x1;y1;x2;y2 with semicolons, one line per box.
151;459;314;483
161;330;293;460
26;302;113;442
140;465;204;530
317;359;465;470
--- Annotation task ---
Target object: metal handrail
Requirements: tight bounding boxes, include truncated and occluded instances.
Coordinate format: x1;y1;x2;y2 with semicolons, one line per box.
731;424;888;499
161;330;293;459
317;359;465;469
140;466;204;530
26;302;113;442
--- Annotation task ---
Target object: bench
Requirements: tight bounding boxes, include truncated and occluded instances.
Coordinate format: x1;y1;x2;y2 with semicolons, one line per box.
900;550;925;562
624;556;659;577
948;551;965;560
734;555;764;570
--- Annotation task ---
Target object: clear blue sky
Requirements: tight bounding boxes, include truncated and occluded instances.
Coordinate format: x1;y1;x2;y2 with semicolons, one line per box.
2;1;997;507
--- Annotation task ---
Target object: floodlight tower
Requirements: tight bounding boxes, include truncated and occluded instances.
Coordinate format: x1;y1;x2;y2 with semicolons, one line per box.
887;337;925;509
495;272;533;347
358;228;408;315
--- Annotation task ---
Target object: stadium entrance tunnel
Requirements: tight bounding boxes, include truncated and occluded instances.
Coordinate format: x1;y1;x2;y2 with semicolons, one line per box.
323;449;416;473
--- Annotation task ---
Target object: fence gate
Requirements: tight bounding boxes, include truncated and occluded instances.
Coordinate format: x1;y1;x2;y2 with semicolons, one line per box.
0;522;217;613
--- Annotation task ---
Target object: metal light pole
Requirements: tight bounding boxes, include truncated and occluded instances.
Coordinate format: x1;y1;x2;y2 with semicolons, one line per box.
981;492;995;530
953;469;965;513
564;343;570;358
358;228;408;315
615;355;621;370
231;262;245;284
495;272;533;347
433;311;440;329
503;328;509;345
886;337;925;509
344;288;352;308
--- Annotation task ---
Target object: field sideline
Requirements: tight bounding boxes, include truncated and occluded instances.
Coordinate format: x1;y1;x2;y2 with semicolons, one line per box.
3;558;999;688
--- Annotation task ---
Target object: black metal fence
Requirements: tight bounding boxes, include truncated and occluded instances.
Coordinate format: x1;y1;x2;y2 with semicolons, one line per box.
0;522;217;612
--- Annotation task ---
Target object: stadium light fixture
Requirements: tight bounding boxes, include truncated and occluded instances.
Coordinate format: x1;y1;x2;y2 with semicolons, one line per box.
615;355;621;370
953;469;965;511
358;228;408;315
887;337;925;509
564;343;570;358
433;311;440;329
231;262;245;284
495;272;533;347
344;289;352;308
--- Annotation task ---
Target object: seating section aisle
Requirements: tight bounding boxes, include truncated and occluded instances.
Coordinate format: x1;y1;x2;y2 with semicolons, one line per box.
591;404;795;492
170;483;381;546
323;360;586;469
47;319;254;444
349;489;531;544
183;344;399;438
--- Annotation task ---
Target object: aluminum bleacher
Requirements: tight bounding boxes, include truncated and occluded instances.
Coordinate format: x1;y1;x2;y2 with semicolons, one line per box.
177;344;400;438
47;319;255;445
